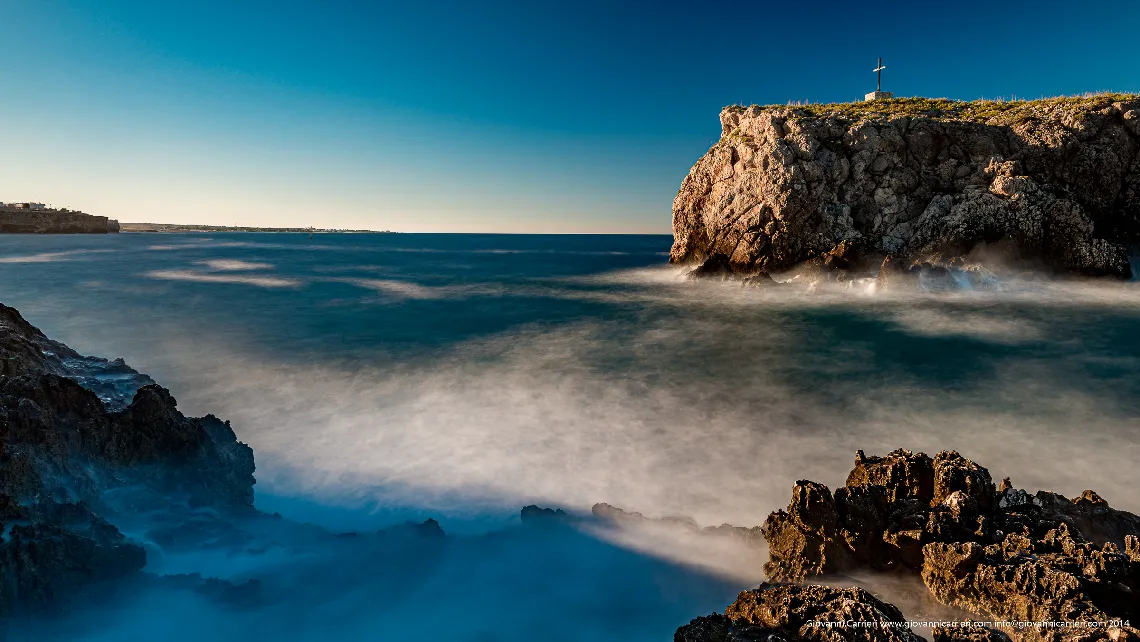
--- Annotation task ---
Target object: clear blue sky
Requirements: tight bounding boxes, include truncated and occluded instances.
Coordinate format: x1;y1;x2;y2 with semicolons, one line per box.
1;0;1137;232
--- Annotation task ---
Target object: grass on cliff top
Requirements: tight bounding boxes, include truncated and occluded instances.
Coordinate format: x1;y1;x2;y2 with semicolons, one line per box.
727;92;1139;125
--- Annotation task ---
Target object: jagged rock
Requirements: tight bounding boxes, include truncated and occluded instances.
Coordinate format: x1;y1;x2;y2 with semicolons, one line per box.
672;96;1140;278
0;304;153;409
674;582;924;641
932;451;996;512
761;481;853;581
932;624;1013;642
674;614;736;642
846;449;934;504
764;449;1011;581
755;448;1140;641
0;303;258;616
1031;490;1140;550
741;272;779;287
687;253;735;280
921;533;1140;641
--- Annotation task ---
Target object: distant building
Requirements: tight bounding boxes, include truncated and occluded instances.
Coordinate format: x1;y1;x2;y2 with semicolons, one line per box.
7;202;48;210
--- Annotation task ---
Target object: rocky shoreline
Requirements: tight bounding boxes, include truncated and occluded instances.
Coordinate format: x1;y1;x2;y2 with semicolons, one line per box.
672;94;1140;281
3;302;1137;640
675;449;1140;642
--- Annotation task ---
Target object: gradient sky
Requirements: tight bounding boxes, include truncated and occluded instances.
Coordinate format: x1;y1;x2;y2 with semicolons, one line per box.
1;0;1138;233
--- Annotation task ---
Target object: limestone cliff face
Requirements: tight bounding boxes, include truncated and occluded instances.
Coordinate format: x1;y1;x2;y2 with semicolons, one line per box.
671;95;1140;278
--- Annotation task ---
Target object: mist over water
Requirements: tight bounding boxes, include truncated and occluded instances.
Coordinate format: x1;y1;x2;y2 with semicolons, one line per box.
2;233;1139;640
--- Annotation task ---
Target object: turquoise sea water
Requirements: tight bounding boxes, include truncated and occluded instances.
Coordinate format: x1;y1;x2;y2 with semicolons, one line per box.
2;232;1139;640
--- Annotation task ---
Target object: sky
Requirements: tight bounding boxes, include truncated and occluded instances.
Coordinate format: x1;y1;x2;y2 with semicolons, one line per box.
1;0;1138;233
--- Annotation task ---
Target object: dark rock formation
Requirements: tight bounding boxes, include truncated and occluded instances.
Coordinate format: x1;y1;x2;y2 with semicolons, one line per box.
674;582;996;641
932;625;1013;642
151;573;262;608
0;303;255;616
521;504;569;522
0;207;119;234
672;95;1140;279
378;518;446;538
753;448;1140;641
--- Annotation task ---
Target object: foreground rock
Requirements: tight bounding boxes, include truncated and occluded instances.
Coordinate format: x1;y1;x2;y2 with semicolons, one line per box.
741;448;1140;641
0;303;255;615
672;95;1140;280
675;582;1011;641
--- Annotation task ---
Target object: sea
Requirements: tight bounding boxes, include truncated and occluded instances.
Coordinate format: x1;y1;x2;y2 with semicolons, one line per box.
1;232;1138;640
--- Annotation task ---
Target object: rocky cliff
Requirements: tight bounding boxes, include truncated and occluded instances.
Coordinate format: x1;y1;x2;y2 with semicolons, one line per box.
0;303;254;616
0;208;119;233
671;94;1140;279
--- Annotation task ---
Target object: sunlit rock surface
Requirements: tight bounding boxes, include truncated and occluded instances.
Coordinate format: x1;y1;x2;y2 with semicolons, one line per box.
679;448;1140;642
672;95;1140;279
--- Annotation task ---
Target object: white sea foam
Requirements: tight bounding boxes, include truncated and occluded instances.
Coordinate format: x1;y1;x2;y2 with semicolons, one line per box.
197;259;275;271
13;262;1140;642
0;249;113;263
145;269;301;288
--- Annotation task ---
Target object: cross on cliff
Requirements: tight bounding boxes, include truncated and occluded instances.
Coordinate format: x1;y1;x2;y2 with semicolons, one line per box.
864;57;894;101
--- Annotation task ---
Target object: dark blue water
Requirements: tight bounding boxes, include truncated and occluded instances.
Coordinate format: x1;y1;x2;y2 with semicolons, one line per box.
2;232;1139;641
0;233;667;357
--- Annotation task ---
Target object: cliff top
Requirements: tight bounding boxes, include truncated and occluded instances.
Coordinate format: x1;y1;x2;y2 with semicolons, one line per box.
724;91;1140;126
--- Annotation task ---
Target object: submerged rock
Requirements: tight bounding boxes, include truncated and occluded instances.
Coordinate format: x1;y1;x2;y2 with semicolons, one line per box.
520;505;569;522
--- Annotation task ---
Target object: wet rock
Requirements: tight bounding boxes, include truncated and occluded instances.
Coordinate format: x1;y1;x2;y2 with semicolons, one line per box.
674;582;924;641
932;624;1013;642
687;253;734;280
741;272;779;287
0;303;258;616
755;447;1140;641
0;303;154;408
0;500;146;616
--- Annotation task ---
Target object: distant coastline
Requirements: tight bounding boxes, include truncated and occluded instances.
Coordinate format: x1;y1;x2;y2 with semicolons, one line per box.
120;222;394;233
0;205;119;233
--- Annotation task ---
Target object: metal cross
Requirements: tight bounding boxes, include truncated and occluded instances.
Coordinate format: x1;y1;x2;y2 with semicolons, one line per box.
873;57;886;92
